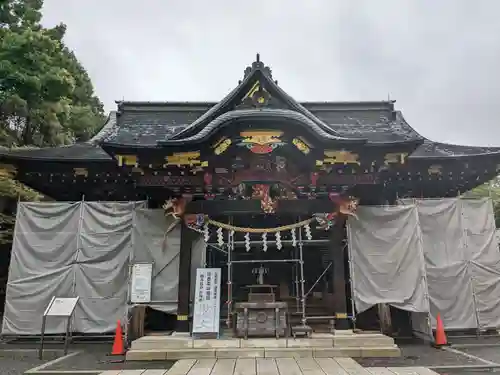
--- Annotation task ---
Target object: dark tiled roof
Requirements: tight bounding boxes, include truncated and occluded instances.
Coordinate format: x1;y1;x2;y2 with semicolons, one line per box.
109;107;200;146
165;59;359;142
314;110;422;143
100;58;419;147
101;100;421;146
0;113;117;161
157;108;365;146
0;143;112;161
409;140;500;158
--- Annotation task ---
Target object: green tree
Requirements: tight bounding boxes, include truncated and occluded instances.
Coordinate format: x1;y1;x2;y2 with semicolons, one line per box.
464;176;500;228
0;0;106;242
0;0;44;30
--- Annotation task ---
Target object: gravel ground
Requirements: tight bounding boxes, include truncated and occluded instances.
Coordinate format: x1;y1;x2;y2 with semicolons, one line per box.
0;349;63;375
356;343;483;368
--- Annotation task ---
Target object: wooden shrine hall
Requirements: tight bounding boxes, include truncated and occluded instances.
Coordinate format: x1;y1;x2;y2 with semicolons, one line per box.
2;54;500;337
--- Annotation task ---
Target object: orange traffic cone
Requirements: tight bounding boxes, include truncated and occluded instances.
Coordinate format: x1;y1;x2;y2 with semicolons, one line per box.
434;313;448;347
110;320;125;355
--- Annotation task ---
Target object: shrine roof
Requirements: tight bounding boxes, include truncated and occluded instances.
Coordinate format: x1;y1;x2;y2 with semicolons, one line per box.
409;140;500;159
0;143;112;161
1;56;500;162
0;113;117;162
102;100;421;147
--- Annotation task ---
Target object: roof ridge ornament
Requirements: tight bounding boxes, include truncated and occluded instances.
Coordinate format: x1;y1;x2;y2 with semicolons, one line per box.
243;53;273;79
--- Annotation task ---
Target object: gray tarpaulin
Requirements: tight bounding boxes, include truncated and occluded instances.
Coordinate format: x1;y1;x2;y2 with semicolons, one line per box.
347;205;429;314
348;197;500;332
2;202;205;336
131;209;205;313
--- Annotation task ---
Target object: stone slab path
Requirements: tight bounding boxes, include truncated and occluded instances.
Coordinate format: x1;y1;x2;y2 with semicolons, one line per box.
98;358;439;375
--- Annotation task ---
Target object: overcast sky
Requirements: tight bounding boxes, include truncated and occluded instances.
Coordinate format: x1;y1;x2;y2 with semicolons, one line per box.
41;0;500;146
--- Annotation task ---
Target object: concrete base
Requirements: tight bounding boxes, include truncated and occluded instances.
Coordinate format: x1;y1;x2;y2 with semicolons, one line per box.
126;332;401;360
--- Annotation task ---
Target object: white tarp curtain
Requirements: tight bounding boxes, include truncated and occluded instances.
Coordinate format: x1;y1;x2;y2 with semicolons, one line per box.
347;205;429;314
2;202;205;336
348;197;500;332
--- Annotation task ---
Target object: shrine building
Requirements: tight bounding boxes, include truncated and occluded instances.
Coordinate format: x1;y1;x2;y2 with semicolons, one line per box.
2;55;500;336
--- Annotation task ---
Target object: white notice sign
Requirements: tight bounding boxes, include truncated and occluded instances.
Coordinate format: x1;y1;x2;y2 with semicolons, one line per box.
44;297;79;317
130;263;153;303
192;268;221;335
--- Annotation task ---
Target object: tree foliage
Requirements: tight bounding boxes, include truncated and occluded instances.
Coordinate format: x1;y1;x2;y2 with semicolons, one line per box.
463;176;500;228
0;1;105;146
0;0;105;242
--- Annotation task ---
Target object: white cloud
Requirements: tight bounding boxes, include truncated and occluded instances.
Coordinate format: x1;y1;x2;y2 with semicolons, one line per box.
42;0;500;146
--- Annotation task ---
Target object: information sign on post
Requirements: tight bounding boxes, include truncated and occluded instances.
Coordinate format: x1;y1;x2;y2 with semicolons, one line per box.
39;296;79;359
192;268;221;336
130;263;153;303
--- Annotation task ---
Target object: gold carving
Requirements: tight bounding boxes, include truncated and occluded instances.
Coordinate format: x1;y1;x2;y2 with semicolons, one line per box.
428;165;442;175
213;138;232;155
384;152;408;165
321;150;360;165
238;130;285;154
243;81;260;100
115;154;137;167
240;130;283;145
165;151;207;167
292;137;311;154
73;168;88;177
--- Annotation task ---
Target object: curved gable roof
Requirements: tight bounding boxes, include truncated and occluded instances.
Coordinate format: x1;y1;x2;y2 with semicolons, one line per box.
166;55;362;143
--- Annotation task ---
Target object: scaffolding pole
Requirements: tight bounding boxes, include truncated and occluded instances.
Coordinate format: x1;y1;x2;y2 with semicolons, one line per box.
231;239;330;246
346;222;357;330
226;217;234;328
230;259;301;264
292;237;299;312
298;224;307;326
304;262;332;299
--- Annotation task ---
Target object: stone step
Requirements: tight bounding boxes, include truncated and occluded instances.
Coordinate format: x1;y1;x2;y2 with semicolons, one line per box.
334;334;395;348
126;345;401;360
130;333;394;350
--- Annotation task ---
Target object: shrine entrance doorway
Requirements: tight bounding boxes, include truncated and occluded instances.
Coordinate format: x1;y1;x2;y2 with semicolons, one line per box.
204;214;353;334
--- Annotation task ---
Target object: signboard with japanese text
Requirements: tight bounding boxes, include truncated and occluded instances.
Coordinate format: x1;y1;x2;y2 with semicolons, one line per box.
130;263;153;303
192;268;221;335
44;297;79;317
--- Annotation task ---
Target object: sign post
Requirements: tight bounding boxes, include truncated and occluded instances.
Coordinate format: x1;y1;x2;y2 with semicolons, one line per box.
192;268;221;338
39;297;79;359
130;263;153;304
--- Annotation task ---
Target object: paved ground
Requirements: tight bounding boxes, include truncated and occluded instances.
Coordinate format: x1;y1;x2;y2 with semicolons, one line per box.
356;339;483;368
2;336;500;374
0;348;63;375
45;343;174;371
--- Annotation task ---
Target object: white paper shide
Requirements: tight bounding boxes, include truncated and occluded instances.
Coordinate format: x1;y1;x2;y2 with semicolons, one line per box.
192;268;221;334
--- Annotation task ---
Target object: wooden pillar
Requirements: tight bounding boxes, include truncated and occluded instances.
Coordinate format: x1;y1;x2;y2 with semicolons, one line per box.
176;221;194;332
331;216;350;330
